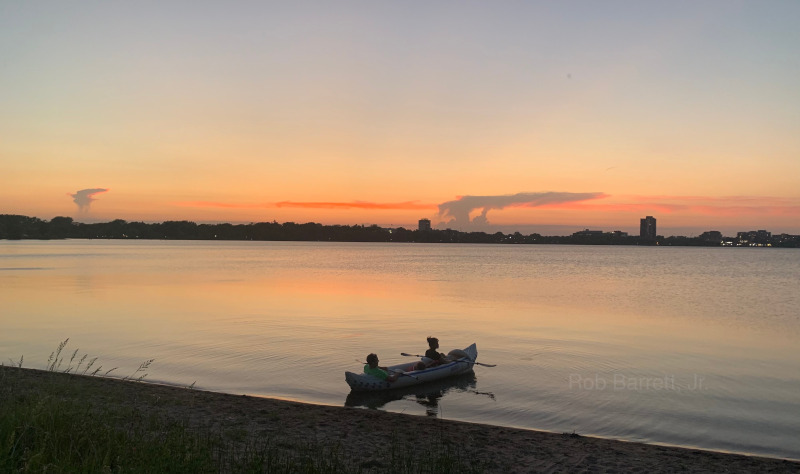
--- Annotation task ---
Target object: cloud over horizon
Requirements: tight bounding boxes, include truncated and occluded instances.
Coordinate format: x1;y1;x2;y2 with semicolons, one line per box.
437;192;607;227
175;200;435;211
70;188;109;213
276;201;433;210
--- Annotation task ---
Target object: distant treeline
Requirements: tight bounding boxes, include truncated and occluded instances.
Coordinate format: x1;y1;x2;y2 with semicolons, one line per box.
1;215;798;247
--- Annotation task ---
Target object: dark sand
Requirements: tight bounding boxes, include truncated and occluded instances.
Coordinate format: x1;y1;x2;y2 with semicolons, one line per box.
2;366;798;473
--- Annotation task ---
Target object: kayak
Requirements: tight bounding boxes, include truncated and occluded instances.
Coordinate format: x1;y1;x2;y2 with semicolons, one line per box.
345;343;478;392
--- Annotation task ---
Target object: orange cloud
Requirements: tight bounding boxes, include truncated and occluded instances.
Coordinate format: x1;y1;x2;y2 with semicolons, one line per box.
174;200;435;211
276;201;435;210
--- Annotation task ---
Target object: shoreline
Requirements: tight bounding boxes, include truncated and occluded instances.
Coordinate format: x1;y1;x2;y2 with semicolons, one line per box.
2;366;798;473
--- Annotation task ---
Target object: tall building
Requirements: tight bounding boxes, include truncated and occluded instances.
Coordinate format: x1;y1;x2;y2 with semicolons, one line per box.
418;218;431;231
640;216;656;240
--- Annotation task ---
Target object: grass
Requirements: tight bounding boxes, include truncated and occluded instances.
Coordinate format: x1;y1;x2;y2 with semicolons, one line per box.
1;341;485;473
6;338;154;383
40;338;119;378
0;376;352;473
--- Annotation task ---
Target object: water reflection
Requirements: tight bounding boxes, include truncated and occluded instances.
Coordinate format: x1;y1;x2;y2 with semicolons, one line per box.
344;373;495;417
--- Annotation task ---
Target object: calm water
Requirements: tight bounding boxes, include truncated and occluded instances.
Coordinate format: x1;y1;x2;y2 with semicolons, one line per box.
2;240;799;459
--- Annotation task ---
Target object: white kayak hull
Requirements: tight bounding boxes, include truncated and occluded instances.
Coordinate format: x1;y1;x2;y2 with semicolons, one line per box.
345;343;478;392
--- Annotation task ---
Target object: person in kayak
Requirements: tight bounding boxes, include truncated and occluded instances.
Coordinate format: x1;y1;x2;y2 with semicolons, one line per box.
364;353;399;382
425;337;448;366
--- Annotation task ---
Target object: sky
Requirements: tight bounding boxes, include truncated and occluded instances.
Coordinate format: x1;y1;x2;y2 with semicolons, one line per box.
2;1;799;236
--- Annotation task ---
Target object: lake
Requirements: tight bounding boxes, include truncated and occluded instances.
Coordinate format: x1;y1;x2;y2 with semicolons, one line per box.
1;240;798;460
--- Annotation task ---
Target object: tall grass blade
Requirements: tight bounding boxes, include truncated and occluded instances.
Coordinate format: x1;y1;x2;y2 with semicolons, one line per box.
64;348;79;373
75;354;87;374
124;359;154;382
48;338;69;371
83;357;97;375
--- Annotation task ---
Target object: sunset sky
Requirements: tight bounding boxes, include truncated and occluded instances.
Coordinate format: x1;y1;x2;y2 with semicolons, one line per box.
2;2;799;236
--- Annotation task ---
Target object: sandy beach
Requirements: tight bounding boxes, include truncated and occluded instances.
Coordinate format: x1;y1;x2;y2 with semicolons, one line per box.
2;366;798;473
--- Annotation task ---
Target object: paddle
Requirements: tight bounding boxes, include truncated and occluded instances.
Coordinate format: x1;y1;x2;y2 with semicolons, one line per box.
355;360;419;380
400;353;497;368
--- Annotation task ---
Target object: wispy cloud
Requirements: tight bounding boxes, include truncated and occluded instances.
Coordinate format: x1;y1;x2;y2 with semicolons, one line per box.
175;200;435;211
276;201;434;210
70;188;109;212
437;192;607;227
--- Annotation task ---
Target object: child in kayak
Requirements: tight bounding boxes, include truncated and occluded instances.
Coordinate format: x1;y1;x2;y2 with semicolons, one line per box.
364;353;399;382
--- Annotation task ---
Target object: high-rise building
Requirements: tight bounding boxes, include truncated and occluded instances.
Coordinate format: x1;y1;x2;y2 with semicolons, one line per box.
640;216;656;240
418;218;431;231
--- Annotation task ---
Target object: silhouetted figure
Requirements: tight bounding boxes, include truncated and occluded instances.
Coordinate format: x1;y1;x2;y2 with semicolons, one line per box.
363;353;399;382
425;337;447;366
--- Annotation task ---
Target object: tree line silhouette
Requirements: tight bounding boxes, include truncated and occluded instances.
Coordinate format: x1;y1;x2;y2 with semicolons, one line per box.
1;214;797;247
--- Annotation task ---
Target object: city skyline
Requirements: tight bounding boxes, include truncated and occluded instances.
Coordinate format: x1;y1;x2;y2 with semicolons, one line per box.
2;212;796;241
2;3;799;235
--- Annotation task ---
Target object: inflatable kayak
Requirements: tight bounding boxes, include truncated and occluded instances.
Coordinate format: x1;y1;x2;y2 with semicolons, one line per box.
345;343;478;392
